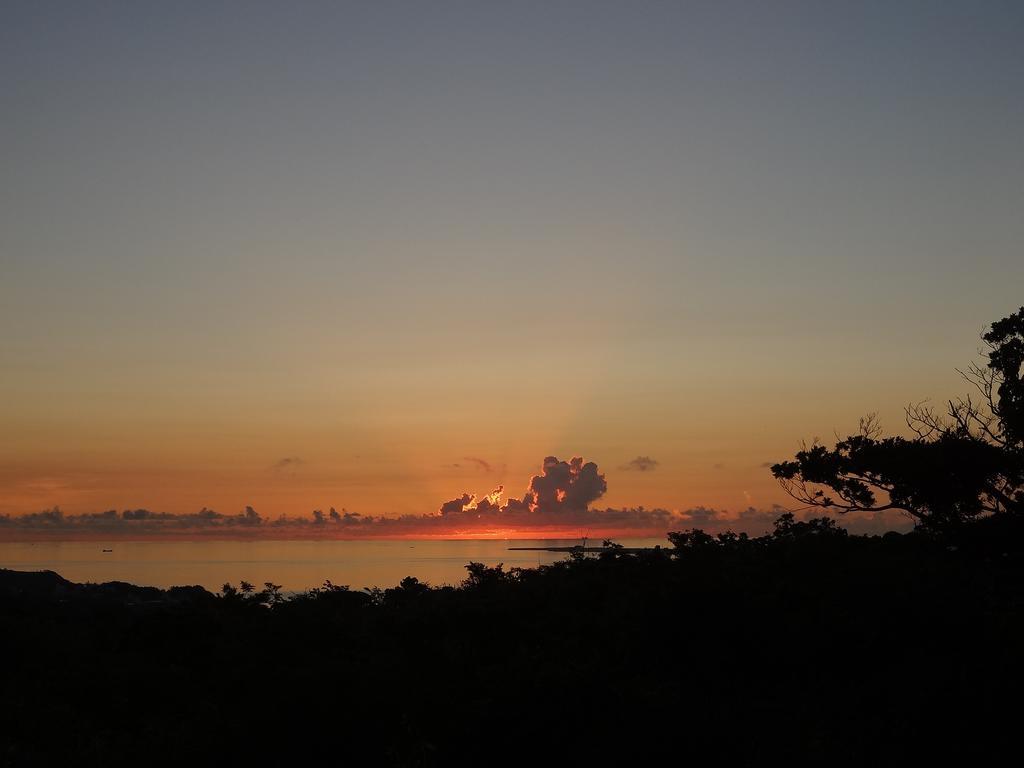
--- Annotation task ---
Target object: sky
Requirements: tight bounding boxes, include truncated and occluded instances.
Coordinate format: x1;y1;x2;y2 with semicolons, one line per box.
2;1;1023;530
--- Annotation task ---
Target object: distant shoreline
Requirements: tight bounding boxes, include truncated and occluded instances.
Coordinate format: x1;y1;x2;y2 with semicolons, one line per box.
0;529;679;544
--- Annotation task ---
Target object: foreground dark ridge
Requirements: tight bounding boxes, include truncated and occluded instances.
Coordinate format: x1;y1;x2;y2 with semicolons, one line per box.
2;515;1024;767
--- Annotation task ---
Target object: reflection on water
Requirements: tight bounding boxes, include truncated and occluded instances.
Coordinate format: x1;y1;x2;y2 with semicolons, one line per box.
0;538;667;591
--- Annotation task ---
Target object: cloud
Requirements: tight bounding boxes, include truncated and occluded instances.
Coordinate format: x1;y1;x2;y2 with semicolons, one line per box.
0;506;264;532
621;456;659;472
462;457;493;473
439;493;475;516
0;455;915;539
274;457;305;471
527;456;607;513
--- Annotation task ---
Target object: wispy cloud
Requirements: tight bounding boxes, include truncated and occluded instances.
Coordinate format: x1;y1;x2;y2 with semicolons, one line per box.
462;457;493;473
620;456;659;472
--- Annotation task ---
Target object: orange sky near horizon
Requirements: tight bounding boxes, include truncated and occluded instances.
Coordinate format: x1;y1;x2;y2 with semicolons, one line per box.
0;363;969;522
3;3;1022;530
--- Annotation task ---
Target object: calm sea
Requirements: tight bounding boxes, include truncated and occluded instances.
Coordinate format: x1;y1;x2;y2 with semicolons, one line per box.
0;538;667;592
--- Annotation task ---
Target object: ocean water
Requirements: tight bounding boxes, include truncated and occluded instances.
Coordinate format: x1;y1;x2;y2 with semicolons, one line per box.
0;538;668;592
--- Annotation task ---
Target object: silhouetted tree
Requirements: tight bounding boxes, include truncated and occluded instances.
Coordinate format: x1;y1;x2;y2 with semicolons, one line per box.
770;512;847;540
462;562;508;588
383;576;431;606
667;529;716;550
772;308;1024;531
261;582;284;605
714;531;750;546
980;306;1024;450
597;539;624;560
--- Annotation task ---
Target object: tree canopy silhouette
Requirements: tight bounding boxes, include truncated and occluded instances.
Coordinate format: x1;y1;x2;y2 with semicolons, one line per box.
771;307;1024;530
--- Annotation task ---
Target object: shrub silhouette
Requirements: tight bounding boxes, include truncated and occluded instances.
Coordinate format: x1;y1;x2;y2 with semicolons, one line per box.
4;525;1023;766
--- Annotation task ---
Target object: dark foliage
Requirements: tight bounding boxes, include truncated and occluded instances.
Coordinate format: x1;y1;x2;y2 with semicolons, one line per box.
986;306;1024;449
2;518;1024;766
772;307;1024;530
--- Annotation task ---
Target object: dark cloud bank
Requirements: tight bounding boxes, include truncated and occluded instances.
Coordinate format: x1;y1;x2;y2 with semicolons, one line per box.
0;456;911;539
